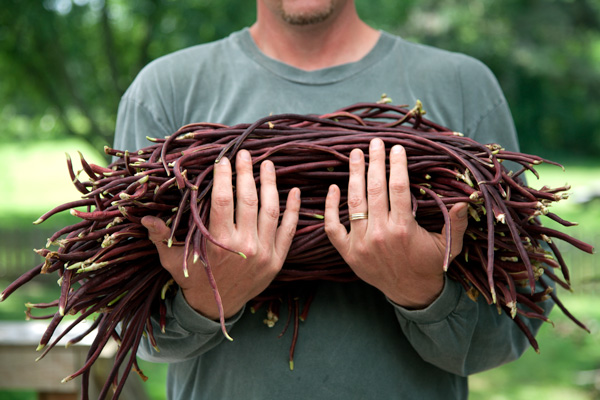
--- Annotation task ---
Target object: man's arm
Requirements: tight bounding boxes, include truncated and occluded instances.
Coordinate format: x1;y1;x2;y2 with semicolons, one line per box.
136;290;245;363
392;275;553;376
323;94;553;375
114;89;301;363
390;95;555;375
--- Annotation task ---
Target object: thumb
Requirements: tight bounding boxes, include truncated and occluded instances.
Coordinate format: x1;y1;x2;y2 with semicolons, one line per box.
142;216;186;280
141;216;171;249
445;202;469;260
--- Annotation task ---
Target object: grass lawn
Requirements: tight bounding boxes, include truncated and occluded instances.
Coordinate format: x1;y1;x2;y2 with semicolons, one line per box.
0;139;106;226
0;139;598;399
470;292;600;400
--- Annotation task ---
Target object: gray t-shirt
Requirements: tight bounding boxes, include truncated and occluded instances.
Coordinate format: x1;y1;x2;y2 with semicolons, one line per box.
114;29;548;400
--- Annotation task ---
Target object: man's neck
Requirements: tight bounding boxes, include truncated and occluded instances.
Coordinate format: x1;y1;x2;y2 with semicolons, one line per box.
249;3;380;71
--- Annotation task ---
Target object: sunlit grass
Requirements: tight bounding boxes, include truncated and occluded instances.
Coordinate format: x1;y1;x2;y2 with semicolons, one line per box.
470;293;600;400
0;139;105;221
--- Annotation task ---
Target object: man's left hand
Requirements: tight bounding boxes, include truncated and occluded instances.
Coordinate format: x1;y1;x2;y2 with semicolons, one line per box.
324;138;469;309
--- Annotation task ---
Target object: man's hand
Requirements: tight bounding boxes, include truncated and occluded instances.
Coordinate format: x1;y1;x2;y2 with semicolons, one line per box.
142;149;301;320
324;138;469;309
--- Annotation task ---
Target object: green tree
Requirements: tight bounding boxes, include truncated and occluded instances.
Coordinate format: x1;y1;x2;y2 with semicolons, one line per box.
358;0;600;159
0;0;255;157
1;0;599;159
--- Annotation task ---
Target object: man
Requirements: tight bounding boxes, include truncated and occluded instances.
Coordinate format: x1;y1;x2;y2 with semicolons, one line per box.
113;1;551;398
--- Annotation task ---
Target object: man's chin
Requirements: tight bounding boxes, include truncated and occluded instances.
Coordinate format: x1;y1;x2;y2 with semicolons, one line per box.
279;1;335;26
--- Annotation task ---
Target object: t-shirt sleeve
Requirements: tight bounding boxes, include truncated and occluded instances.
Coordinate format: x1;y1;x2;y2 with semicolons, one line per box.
137;290;245;363
390;276;553;375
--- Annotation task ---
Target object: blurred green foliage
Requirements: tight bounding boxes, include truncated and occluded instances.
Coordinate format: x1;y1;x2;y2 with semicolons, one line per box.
1;0;599;159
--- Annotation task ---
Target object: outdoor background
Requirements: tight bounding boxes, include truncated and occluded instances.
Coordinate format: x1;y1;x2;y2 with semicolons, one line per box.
0;0;598;399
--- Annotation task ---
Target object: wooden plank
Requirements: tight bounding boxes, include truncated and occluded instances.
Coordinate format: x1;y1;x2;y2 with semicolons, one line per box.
0;321;151;399
0;321;95;346
0;321;93;393
0;344;84;392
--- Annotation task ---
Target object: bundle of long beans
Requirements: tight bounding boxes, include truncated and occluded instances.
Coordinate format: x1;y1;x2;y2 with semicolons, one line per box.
1;101;594;399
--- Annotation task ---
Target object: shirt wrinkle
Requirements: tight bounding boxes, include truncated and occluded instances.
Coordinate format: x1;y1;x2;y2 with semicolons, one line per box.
470;98;506;138
122;93;171;135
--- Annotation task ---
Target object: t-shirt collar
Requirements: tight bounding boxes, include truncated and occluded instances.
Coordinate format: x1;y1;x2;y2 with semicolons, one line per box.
235;27;396;85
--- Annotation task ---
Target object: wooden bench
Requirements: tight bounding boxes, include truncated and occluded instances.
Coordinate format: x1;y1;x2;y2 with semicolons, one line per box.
0;321;150;400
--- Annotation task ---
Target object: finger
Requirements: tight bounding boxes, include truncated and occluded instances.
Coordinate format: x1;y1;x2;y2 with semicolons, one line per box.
366;138;389;222
258;160;281;244
443;202;469;260
346;148;368;224
142;215;180;270
274;187;301;259
234;150;259;232
388;144;413;224
142;215;171;249
209;156;234;237
324;184;349;250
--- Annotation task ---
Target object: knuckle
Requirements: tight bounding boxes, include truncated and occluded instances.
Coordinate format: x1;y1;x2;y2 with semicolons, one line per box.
262;205;281;220
263;261;282;278
347;193;364;209
351;244;369;261
368;228;387;246
241;242;259;258
367;180;386;197
390;225;410;241
207;246;227;263
239;193;259;207
212;192;231;208
389;179;409;196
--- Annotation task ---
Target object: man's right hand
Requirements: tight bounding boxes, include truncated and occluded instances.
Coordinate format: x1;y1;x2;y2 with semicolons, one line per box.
142;149;301;320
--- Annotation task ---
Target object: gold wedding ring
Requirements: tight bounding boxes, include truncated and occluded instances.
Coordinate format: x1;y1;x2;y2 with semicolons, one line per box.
349;212;368;221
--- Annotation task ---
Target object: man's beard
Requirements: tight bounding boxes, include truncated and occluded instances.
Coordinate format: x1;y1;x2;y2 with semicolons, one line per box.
279;2;335;26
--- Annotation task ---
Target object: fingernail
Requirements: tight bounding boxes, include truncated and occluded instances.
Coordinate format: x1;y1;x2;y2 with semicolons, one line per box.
239;150;250;161
350;149;361;162
458;205;468;218
264;160;275;172
371;138;383;149
217;156;229;166
391;145;403;154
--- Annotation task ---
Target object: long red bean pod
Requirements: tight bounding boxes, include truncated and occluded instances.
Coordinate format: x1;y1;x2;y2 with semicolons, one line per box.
1;101;595;399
